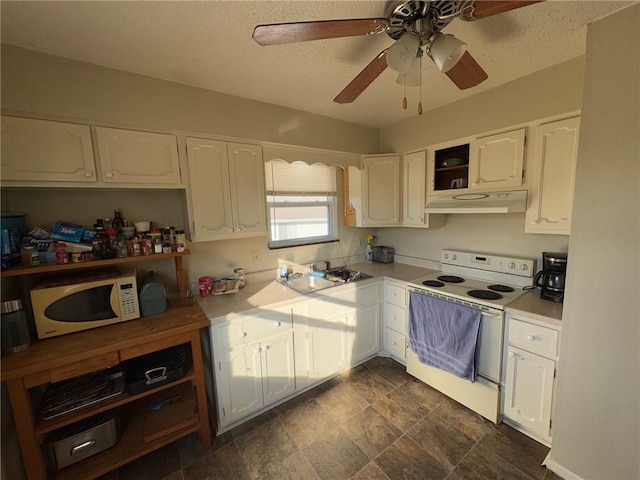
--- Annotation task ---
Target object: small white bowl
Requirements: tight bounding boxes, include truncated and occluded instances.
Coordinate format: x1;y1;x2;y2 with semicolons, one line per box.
134;221;150;232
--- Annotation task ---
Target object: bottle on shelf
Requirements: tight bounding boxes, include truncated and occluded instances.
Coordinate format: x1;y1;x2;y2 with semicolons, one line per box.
112;209;124;232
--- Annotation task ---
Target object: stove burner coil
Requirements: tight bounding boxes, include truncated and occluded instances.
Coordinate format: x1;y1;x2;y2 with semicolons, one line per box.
487;284;515;293
467;289;503;300
437;275;465;283
422;280;445;287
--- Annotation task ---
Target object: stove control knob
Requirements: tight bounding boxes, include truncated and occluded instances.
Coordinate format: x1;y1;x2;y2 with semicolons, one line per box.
508;262;516;269
443;254;449;261
520;264;529;271
452;254;457;261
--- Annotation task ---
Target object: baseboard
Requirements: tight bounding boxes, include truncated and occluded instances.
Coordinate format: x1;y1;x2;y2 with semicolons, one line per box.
542;452;585;480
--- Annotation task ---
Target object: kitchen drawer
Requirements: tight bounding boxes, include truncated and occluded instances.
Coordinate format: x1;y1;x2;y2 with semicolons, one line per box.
213;309;293;352
385;328;406;361
508;318;559;359
384;303;406;334
384;283;406;308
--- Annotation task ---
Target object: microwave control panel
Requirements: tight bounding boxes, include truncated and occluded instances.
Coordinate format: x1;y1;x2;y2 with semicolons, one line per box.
117;281;140;320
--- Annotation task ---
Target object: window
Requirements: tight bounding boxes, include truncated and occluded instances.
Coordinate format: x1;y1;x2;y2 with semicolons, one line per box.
265;160;338;249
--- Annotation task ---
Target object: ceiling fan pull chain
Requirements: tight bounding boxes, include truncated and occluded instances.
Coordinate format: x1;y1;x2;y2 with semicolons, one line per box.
402;75;408;109
418;56;423;115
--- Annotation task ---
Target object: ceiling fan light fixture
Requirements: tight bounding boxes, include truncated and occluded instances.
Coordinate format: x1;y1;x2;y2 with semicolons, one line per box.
396;58;421;87
429;33;467;73
386;32;420;73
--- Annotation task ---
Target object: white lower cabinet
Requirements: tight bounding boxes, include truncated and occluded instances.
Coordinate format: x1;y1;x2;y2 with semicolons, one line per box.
308;311;350;383
213;307;295;428
383;280;407;363
211;282;381;431
502;314;560;444
350;303;381;365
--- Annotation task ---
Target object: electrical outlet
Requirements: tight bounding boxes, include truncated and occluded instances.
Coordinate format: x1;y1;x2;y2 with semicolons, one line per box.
252;250;260;263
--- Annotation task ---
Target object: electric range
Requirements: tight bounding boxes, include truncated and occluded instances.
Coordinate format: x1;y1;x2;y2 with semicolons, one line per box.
408;249;536;310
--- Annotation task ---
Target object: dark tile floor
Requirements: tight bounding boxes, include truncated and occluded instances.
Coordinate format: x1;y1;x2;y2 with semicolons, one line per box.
103;357;564;480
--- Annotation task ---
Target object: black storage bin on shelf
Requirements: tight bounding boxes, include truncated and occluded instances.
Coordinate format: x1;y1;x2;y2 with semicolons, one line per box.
124;344;188;395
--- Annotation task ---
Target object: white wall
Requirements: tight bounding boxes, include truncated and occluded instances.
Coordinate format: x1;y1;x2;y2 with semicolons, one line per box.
549;5;639;479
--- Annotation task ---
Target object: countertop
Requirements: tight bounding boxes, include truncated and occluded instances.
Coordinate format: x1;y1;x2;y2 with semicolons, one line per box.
197;263;562;327
197;263;437;322
505;290;563;327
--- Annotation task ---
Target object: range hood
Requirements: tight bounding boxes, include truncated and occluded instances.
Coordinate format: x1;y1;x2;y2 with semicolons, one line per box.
426;190;527;214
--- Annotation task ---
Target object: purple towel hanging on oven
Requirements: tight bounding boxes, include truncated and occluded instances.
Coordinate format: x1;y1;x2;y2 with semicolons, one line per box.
408;291;481;382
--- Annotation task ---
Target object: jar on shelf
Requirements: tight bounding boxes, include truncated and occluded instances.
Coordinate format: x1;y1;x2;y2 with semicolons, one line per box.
54;242;69;265
1;299;31;354
175;230;186;253
234;267;245;289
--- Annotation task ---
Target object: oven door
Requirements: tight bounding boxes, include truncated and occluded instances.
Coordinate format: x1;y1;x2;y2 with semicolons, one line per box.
406;287;505;422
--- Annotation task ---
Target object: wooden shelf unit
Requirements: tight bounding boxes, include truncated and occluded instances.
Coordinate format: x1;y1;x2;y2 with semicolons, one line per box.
1;250;190;293
1;301;212;480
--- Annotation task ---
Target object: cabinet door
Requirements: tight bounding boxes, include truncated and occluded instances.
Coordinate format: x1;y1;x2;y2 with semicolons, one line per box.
227;143;267;237
503;346;555;439
361;155;400;226
95;127;181;184
384;328;406;362
525;117;580;235
1;116;97;183
403;151;427;226
186;138;235;241
216;346;263;426
350;304;380;365
469;129;525;189
308;313;349;382
261;331;296;405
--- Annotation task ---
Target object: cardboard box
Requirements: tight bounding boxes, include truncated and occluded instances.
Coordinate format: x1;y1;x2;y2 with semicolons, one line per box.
50;222;84;243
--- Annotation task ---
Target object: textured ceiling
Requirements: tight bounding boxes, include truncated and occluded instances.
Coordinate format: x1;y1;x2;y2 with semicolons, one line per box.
0;1;633;128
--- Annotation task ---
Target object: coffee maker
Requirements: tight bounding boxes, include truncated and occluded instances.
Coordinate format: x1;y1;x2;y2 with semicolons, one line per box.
534;252;568;303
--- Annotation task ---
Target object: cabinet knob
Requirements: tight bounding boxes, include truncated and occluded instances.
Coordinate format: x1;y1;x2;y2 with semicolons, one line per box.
527;335;536;341
509;351;517;357
392;315;397;320
240;332;247;338
274;321;281;327
84;171;93;178
105;171;114;178
263;345;270;351
392;341;397;345
254;347;262;354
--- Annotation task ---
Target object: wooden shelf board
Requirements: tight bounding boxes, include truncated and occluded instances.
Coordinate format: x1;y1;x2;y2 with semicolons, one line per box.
35;372;196;436
435;165;469;172
50;389;200;480
1;250;190;278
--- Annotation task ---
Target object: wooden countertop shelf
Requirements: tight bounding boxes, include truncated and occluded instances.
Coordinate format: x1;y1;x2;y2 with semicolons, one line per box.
2;303;211;480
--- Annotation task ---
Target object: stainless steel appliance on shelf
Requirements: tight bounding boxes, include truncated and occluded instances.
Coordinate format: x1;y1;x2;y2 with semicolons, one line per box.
406;249;535;423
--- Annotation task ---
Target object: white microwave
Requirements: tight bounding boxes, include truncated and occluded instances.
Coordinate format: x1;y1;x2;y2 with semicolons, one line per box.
30;267;140;339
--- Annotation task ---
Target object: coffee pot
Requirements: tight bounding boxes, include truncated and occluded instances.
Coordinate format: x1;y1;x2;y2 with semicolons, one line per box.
534;252;568;303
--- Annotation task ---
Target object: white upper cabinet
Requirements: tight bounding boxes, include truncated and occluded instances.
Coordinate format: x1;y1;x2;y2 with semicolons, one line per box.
428;128;525;196
469;129;525;189
361;154;401;226
186;138;266;242
403;150;446;229
403;151;427;226
95;127;181;185
1;116;97;183
526;117;580;235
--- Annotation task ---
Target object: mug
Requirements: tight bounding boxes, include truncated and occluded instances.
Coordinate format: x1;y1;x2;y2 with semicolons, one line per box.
450;178;468;189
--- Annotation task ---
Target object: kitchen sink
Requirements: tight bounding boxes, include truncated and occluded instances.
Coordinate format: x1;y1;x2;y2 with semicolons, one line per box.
283;275;337;294
283;268;372;294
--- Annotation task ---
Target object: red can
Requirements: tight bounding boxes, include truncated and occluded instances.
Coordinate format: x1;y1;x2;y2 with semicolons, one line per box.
199;276;212;296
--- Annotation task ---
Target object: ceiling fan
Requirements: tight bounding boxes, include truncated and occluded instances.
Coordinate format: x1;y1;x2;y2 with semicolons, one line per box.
253;1;542;105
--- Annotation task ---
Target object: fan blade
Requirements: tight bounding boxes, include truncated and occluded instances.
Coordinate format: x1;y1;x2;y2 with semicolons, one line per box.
334;50;388;104
464;1;543;20
253;18;389;46
445;51;488;90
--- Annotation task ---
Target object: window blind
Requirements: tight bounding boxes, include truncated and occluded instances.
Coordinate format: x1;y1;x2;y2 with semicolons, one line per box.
265;160;336;194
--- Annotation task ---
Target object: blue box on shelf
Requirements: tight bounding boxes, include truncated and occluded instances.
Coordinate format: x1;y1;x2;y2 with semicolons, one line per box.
50;222;84;243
